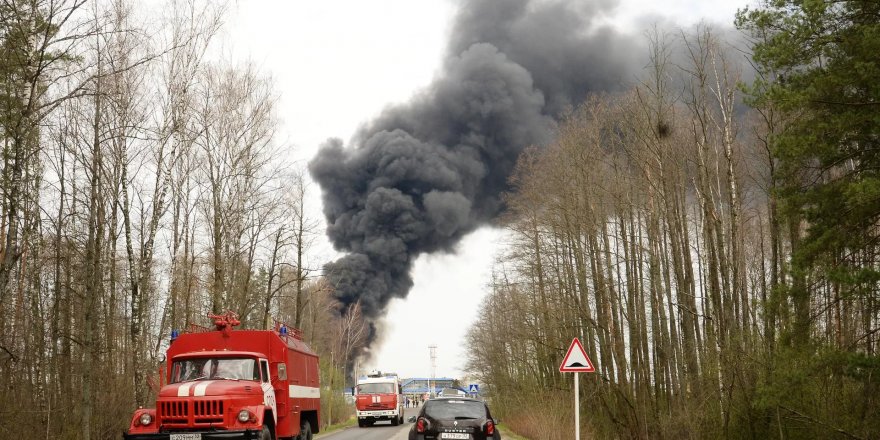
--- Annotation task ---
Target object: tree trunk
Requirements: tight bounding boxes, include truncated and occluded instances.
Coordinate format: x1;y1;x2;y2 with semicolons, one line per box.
81;74;105;440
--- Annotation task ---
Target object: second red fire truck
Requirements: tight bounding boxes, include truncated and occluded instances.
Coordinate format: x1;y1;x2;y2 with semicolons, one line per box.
355;371;405;427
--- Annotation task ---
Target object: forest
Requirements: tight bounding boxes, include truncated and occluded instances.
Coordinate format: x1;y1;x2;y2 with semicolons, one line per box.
0;1;368;438
1;0;877;439
466;1;880;439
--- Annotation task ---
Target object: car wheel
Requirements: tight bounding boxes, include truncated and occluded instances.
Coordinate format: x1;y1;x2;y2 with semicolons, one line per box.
260;425;271;440
300;420;312;440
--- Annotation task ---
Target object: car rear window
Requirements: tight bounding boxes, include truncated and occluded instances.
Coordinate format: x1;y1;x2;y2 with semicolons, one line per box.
424;400;487;419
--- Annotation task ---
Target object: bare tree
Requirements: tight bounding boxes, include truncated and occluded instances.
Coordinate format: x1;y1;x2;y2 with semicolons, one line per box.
191;63;277;314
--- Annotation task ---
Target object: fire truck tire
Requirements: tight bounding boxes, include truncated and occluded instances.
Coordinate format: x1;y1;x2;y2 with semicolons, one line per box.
260;425;271;440
391;415;400;426
300;420;312;440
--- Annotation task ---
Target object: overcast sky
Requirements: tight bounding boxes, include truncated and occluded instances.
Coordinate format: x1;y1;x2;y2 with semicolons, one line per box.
221;0;751;379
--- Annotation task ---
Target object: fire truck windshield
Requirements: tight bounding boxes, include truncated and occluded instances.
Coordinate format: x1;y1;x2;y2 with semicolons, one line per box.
357;382;396;394
170;357;259;383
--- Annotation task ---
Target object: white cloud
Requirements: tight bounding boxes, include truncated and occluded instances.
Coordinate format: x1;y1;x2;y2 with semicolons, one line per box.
368;227;505;378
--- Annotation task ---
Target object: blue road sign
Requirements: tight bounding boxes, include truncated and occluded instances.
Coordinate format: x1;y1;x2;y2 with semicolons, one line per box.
468;384;479;393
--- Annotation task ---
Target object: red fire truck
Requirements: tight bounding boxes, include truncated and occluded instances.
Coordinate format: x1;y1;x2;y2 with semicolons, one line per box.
355;371;405;427
124;312;320;440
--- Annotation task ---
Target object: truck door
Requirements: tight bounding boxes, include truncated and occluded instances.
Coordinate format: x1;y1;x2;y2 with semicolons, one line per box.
260;359;277;425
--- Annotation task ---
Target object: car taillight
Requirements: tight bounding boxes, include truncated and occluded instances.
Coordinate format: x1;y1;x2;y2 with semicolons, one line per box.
416;417;427;433
486;419;495;435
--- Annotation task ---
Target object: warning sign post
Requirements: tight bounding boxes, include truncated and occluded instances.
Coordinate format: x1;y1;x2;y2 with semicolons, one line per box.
560;337;595;440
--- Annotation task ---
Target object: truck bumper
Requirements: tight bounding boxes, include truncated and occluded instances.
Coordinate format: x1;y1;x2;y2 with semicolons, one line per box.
357;410;399;420
123;430;261;440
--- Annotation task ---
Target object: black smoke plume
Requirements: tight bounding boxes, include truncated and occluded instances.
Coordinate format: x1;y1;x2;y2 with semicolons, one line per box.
310;0;643;348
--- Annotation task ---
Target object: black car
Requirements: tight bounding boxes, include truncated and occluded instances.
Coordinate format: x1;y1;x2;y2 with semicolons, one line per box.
408;397;501;440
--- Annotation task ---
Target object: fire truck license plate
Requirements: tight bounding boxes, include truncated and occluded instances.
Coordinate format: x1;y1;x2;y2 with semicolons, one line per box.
170;434;201;440
440;434;470;440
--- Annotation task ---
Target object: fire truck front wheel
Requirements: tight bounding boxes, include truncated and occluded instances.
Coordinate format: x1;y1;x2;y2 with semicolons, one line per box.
260;425;271;440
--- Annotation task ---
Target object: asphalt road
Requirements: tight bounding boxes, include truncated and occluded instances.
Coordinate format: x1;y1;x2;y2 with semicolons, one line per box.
316;408;420;440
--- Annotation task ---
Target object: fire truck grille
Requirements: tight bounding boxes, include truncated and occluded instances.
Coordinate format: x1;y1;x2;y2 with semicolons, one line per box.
159;400;224;425
159;400;189;424
194;399;224;423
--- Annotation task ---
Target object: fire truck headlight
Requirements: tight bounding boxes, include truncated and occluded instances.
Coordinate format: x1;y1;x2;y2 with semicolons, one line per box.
238;410;252;423
139;413;153;426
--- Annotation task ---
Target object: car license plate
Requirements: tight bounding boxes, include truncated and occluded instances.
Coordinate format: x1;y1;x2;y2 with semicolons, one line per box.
170;434;201;440
440;434;470;440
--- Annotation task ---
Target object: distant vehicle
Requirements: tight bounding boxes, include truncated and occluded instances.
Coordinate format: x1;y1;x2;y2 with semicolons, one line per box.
439;387;467;397
355;371;405;427
409;397;501;440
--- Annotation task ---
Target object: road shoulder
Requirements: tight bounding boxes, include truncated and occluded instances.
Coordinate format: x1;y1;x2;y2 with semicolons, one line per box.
498;425;531;440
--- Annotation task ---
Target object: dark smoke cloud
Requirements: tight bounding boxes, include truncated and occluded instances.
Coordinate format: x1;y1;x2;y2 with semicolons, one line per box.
447;0;637;114
310;0;643;334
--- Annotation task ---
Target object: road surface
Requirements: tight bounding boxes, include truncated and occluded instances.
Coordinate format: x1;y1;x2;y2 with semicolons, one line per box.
316;408;420;440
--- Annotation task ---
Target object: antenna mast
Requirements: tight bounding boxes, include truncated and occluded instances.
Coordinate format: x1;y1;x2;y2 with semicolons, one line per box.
429;344;437;397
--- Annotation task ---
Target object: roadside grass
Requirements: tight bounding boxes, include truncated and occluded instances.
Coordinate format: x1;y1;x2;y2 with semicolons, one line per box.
315;416;357;437
493;389;572;440
499;424;531;440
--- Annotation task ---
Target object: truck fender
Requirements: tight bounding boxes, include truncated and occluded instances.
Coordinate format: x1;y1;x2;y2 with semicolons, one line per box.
125;408;159;435
238;404;274;433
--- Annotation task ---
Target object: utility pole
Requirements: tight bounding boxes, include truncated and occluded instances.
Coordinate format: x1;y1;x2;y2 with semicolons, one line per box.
429;345;437;397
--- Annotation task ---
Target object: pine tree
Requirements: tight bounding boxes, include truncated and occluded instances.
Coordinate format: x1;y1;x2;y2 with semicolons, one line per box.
739;0;880;345
739;2;880;437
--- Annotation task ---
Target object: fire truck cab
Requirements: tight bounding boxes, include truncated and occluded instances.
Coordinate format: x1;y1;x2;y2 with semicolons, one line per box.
124;312;320;440
355;371;405;427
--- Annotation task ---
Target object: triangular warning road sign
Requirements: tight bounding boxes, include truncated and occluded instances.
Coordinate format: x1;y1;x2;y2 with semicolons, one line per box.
559;337;596;373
